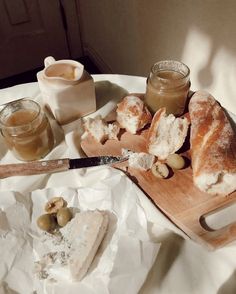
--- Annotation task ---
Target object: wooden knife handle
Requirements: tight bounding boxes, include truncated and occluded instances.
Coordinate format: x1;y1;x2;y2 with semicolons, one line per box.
0;158;70;178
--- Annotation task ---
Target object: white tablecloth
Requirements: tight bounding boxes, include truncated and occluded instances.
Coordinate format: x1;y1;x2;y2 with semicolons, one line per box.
0;74;236;294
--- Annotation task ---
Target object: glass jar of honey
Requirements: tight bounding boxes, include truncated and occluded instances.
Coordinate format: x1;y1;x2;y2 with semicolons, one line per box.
144;60;190;116
0;98;54;161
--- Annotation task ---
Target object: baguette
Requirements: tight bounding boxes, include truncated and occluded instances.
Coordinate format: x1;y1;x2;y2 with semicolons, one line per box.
189;90;236;195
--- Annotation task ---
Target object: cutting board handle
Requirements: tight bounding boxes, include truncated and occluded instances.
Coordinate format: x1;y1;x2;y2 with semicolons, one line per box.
196;198;236;249
199;220;236;250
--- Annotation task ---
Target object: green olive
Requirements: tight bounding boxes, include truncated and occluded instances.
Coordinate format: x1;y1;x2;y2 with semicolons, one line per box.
151;161;169;179
57;207;72;227
37;213;57;232
166;153;185;170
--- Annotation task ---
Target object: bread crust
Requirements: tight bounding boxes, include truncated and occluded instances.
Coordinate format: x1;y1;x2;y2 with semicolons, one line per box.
146;108;166;147
189;90;236;195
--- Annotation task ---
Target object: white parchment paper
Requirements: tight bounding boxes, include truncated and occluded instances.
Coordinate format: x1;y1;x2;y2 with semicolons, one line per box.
0;170;161;294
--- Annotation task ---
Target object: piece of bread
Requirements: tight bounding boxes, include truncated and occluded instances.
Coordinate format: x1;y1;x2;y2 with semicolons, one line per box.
83;115;120;143
128;152;155;171
189;90;236;195
83;115;108;143
116;95;152;134
106;121;120;140
146;108;189;160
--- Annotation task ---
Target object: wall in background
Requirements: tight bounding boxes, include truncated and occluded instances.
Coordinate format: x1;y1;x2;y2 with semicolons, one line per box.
0;0;83;80
78;0;236;113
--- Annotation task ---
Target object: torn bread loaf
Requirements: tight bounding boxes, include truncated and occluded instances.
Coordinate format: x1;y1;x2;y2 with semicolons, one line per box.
35;210;109;282
116;95;152;134
83;115;120;143
189;90;236;195
147;108;189;160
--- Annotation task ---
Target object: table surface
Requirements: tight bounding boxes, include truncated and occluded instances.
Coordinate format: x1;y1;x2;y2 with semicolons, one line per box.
0;74;236;294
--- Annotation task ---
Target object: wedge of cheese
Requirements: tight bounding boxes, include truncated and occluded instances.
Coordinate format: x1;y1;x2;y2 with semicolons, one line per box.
35;210;109;282
63;210;109;281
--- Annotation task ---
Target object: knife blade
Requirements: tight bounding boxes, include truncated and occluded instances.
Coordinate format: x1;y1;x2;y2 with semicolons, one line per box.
0;156;127;179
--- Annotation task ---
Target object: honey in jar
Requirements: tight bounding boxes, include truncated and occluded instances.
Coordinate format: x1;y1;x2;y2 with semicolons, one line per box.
144;60;190;116
0;99;54;161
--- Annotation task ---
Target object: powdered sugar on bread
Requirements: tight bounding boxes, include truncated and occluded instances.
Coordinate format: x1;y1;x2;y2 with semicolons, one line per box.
147;108;189;160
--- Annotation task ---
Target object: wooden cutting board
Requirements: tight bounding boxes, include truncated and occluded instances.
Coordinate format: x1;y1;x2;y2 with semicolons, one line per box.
81;127;236;250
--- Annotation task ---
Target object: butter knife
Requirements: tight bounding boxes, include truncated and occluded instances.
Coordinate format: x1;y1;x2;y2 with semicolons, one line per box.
0;156;126;179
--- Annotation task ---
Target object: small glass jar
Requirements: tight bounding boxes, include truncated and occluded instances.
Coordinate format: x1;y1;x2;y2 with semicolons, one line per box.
144;60;190;116
0;98;54;161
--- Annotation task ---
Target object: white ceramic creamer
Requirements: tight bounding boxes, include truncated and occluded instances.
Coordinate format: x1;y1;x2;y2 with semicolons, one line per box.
37;56;96;125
